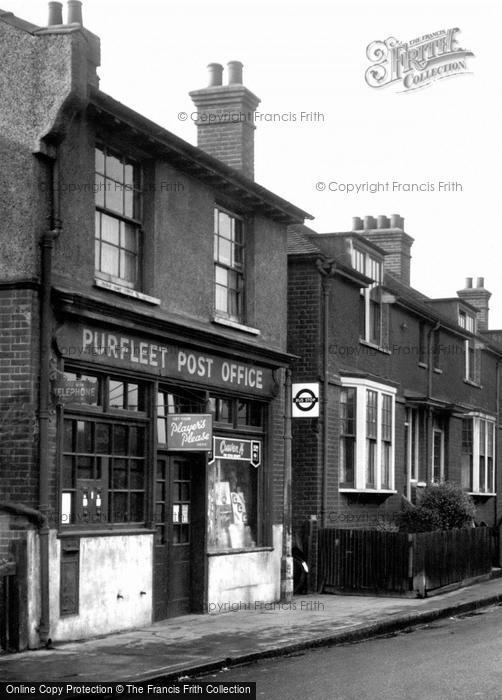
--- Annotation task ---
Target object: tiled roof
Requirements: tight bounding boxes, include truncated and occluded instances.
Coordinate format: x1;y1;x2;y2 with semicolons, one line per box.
287;225;322;255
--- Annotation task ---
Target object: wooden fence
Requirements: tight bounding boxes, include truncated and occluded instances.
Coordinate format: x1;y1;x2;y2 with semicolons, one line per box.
318;527;495;597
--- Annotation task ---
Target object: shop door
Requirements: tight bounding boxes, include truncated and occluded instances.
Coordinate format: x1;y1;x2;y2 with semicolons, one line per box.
153;453;204;620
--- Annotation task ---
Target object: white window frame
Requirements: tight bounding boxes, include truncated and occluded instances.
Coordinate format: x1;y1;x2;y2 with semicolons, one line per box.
432;427;445;483
405;407;420;484
339;378;396;492
352;247;386;347
464;413;496;495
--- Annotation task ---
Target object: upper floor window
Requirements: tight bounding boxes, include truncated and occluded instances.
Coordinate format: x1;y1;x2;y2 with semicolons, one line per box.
214;208;245;322
339;378;396;491
95;146;142;290
458;309;475;333
353;247;387;348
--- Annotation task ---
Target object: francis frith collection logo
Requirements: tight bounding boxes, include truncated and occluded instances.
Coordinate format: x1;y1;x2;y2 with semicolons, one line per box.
365;28;474;92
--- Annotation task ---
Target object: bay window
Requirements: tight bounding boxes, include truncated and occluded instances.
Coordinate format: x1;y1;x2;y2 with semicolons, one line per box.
339;378;396;491
462;415;495;494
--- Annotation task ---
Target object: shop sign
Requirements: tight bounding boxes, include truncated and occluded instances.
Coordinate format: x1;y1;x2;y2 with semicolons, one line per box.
52;378;98;404
56;324;276;397
209;437;261;468
166;414;212;451
292;382;320;418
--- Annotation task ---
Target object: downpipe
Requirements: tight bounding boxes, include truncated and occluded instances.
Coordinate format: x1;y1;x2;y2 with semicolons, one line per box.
38;152;62;645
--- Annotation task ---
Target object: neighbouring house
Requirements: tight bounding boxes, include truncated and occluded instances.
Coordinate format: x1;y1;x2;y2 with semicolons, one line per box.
0;2;311;649
288;215;502;585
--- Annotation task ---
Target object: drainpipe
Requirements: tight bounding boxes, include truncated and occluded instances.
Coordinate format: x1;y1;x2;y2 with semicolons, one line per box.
316;259;336;528
281;368;293;602
496;360;501;562
426;321;441;483
38;152;62;645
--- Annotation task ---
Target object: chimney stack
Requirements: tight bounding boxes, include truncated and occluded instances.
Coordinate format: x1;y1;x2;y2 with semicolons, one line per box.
189;62;261;179
355;214;414;286
48;1;63;25
457;277;491;331
67;0;83;24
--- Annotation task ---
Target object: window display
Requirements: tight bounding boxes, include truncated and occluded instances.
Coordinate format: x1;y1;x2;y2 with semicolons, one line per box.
208;457;258;551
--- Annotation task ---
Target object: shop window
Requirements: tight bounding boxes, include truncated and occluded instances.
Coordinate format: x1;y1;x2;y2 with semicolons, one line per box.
156;388;206;445
61;369;147;528
109;379;145;411
214;207;245;322
208;456;258;550
339;378;396;492
209;395;264;431
462;415;495;494
95;145;142;290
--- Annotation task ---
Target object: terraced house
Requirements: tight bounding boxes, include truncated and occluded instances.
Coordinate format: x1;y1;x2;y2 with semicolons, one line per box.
288;216;502;586
0;2;310;649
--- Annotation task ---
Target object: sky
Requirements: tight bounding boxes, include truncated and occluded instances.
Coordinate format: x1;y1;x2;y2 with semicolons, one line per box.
6;0;502;326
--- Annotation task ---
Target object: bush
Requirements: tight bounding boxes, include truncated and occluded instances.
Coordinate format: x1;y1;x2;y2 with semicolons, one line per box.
396;482;476;533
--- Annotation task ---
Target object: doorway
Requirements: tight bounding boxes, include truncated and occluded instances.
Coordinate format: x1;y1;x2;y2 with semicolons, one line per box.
153;453;205;620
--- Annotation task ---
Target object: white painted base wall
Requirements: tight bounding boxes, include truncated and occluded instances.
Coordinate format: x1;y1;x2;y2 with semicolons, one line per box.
207;524;283;609
26;525;283;644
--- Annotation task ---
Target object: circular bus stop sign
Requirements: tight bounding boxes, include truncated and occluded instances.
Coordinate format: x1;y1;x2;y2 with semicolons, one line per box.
292;383;320;418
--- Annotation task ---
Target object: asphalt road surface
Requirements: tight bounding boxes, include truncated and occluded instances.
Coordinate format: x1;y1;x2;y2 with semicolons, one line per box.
198;604;502;700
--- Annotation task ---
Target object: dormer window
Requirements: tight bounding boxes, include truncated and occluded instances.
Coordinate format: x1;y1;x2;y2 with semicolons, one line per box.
458;309;475;333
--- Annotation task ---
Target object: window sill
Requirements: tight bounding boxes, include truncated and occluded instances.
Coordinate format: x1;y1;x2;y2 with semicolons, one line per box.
469;492;496;497
418;362;428;369
94;278;160;305
58;528;156;538
464;379;482;389
212;315;260;335
359;339;391;355
433;368;442;374
208;546;273;556
339;488;397;495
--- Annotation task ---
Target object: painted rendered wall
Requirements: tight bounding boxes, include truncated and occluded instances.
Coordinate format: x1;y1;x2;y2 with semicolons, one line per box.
207;524;282;608
46;532;153;642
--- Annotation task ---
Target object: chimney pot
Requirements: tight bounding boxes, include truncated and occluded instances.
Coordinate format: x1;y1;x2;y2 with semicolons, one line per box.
228;60;243;85
465;277;473;289
352;216;363;231
48;1;63;25
207;63;223;87
477;277;485;288
67;0;83;24
377;215;390;229
390;214;403;229
364;215;376;230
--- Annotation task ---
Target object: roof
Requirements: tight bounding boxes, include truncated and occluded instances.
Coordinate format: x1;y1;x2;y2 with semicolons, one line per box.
90;91;313;225
287;225;322;255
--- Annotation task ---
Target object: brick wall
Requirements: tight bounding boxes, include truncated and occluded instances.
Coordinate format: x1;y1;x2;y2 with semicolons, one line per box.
0;286;39;510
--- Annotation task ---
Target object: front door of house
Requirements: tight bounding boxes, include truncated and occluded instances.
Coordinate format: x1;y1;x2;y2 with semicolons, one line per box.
153;453;204;620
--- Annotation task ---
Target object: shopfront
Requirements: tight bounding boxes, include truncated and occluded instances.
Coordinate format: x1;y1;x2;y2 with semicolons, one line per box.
48;321;283;638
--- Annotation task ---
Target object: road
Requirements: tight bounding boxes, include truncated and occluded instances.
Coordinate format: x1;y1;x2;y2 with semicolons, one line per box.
197;604;502;700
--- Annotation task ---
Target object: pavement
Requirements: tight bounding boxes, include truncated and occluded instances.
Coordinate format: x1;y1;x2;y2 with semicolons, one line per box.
3;577;502;685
